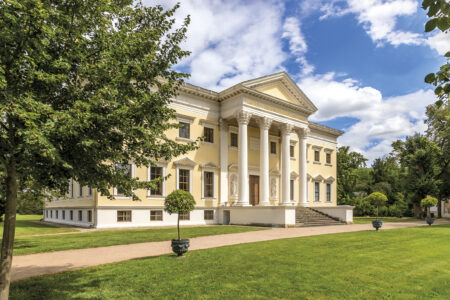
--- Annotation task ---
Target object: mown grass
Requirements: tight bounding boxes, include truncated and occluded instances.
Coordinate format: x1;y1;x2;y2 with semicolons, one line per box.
10;225;266;255
10;224;450;300
0;215;78;236
353;216;420;224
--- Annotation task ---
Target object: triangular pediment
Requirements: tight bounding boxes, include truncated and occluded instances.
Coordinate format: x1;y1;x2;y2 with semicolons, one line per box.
174;157;196;167
241;72;318;112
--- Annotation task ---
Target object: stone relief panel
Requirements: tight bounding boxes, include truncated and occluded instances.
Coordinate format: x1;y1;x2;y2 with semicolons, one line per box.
270;177;278;200
229;173;238;199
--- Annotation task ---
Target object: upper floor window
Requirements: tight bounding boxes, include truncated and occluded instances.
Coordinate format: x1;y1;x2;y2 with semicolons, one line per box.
326;153;331;164
204;127;214;143
314;150;320;162
230;132;238;147
290;145;295;158
150;166;163;196
78;184;83;198
69;179;74;198
179;122;190;139
270;141;276;154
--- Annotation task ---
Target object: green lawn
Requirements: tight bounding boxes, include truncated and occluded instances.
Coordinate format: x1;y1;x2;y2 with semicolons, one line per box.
10;225;265;255
0;215;78;236
10;224;450;300
353;216;421;224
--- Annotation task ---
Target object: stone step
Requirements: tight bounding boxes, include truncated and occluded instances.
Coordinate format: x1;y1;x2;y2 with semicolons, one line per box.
295;207;344;227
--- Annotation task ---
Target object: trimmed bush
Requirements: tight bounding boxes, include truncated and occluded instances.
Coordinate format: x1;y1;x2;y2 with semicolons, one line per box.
366;192;388;220
164;190;196;240
421;196;438;218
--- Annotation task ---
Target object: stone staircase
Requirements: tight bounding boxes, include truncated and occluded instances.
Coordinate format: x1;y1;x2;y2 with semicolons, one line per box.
295;207;344;227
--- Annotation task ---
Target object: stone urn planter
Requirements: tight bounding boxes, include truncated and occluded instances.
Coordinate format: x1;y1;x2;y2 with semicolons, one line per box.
171;239;190;257
372;220;383;231
426;217;435;226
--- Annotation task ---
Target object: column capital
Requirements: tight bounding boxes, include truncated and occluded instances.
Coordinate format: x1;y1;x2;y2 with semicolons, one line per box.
219;118;228;130
235;110;252;125
258;117;272;130
280;123;293;135
296;127;310;139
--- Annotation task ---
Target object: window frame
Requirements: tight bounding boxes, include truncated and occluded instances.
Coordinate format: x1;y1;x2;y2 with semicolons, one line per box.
326;183;331;202
179;121;190;139
230;132;238;148
78;183;83;198
314;181;320;202
150;210;163;221
117;210;132;222
179;212;190;221
270;141;277;154
88;210;93;223
290;179;295;201
203;170;215;199
62;210;66;220
69;179;74;198
314;150;320;162
70;210;73;221
148;164;166;198
78;210;83;221
203;126;214;144
178;169;190;192
56;210;59;219
204;210;214;220
114;163;135;198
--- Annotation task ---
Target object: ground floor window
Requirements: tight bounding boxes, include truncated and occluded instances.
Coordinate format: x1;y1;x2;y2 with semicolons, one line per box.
204;210;214;220
46;210;48;218
290;180;294;201
78;210;83;221
179;212;190;221
50;210;53;218
150;210;163;221
314;182;320;202
62;210;66;220
56;210;59;219
204;171;214;198
88;210;92;223
326;183;331;202
70;210;73;220
117;210;131;222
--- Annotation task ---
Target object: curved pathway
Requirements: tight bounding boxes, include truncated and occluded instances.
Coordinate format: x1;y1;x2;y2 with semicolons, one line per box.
11;221;449;282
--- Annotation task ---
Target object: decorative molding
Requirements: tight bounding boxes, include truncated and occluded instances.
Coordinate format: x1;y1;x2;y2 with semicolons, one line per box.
219;118;228;131
308;122;343;137
235;110;252;125
313;174;325;181
200;161;219;169
200;119;218;128
175;113;195;123
324;176;335;183
290;171;299;179
249;137;259;151
280;123;293;135
174;157;197;167
296;127;310;139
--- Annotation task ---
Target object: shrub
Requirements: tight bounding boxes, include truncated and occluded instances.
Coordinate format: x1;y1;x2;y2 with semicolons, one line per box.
164;190;196;240
366;192;388;220
421;196;438;217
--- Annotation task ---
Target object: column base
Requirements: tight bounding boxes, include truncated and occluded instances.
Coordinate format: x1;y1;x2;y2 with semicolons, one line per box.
234;202;252;207
258;202;271;206
299;202;309;207
279;202;295;206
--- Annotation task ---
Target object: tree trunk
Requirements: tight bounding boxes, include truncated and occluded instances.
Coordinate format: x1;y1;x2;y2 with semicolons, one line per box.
177;213;180;240
437;199;442;218
0;159;18;300
413;203;422;218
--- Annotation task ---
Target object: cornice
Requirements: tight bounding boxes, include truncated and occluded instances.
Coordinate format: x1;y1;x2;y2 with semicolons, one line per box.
308;122;344;137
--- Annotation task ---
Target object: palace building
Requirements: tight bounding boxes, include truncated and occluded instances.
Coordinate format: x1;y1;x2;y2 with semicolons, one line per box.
43;72;354;228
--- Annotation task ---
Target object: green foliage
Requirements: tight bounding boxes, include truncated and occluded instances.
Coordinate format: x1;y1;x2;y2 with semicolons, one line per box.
421;196;439;208
422;0;450;103
367;192;388;207
164;190;196;215
336;146;367;205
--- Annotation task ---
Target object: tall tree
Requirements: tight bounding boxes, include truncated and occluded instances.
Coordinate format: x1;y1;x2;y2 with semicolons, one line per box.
392;134;442;217
0;1;196;298
370;157;405;204
337;146;367;205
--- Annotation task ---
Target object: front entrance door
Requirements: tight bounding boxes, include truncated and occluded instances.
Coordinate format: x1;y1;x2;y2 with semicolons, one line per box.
249;175;260;206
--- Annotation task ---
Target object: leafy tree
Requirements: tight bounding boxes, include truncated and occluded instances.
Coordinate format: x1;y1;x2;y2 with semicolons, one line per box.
0;1;196;298
367;192;388;220
337;146;367;205
421;195;439;217
392;134;442;217
164;190;196;240
423;0;449;104
370;157;405;204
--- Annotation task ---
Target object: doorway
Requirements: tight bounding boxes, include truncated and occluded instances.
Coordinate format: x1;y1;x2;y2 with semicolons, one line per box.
249;175;260;206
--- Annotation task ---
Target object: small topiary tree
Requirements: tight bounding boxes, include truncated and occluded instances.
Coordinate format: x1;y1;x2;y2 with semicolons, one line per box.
367;192;388;220
421;196;438;218
164;190;196;240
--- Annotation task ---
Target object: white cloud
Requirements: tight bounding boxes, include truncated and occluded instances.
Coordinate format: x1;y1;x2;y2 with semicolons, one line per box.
427;31;450;55
282;17;314;75
145;0;286;91
299;73;436;162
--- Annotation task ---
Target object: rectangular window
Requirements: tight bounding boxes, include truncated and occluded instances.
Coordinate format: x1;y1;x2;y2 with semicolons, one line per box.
62;210;66;220
179;122;190;139
87;187;92;197
326;153;331;164
78;184;83;198
46;210;48;218
230;132;238;147
204;210;214;220
314;182;320;202
70;210;73;221
270;141;276;154
56;210;59;219
51;210;53;218
290;180;294;201
78;210;83;221
69;179;74;198
117;210;132;222
88;210;92;222
204;127;214;143
179;212;190;220
314;150;320;162
204;171;214;198
150;210;163;221
179;169;190;192
290;145;295;158
326;183;331;202
150;166;163;196
116;164;132;196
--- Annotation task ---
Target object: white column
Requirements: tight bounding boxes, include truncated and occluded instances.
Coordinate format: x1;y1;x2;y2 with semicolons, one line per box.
259;117;272;206
297;127;310;206
281;123;293;205
236;110;252;206
219;118;228;206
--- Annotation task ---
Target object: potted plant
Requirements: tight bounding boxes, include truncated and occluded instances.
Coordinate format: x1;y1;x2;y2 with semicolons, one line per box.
421;196;438;226
367;192;387;231
164;190;195;257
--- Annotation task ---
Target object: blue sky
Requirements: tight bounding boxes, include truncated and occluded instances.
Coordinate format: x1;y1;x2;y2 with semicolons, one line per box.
145;0;448;163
